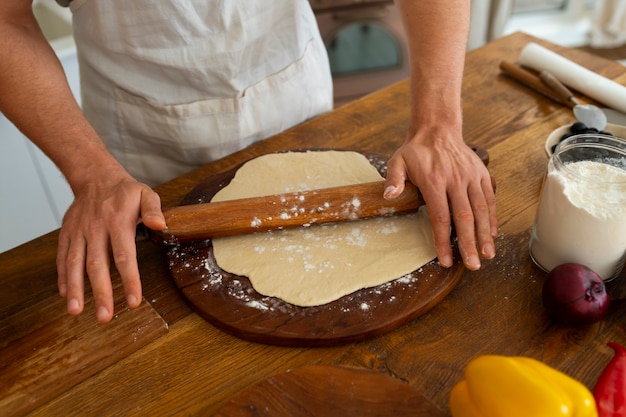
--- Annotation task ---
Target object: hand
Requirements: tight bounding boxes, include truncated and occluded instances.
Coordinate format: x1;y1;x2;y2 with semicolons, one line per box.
384;128;497;270
56;174;166;323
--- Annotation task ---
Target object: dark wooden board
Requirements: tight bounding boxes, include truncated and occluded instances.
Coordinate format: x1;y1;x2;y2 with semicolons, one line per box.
213;365;447;417
166;150;465;346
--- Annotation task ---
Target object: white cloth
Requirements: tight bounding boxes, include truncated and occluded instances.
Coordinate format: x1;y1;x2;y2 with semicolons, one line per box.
590;0;626;48
518;42;626;114
69;0;333;185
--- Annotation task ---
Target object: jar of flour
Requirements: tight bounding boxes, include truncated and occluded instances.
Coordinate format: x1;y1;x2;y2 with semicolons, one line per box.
529;133;626;281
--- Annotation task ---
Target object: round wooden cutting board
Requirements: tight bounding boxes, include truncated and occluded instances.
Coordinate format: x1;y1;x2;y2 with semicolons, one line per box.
213;365;446;417
166;150;465;346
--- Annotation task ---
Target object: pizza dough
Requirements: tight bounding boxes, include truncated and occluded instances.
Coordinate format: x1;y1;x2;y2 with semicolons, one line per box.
211;150;436;307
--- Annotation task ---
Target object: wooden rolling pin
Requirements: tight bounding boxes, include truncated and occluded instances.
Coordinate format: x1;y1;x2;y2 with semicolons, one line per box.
152;181;422;244
150;146;490;244
499;61;576;109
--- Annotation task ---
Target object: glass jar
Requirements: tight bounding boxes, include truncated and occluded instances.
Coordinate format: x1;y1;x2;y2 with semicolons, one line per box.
529;133;626;281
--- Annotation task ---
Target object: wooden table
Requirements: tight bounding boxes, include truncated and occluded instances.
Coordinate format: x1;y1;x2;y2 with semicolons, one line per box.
3;32;626;416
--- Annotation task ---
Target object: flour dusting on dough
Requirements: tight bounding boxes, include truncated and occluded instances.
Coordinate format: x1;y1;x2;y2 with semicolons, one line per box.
211;151;436;307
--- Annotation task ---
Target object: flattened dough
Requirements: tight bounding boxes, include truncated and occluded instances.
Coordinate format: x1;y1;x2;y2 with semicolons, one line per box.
211;151;436;307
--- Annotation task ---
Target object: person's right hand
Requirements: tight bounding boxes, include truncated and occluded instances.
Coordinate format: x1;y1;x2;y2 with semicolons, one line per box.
384;132;497;271
56;173;166;323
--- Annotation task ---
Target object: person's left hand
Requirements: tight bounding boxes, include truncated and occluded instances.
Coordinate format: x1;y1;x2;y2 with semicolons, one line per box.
384;127;497;271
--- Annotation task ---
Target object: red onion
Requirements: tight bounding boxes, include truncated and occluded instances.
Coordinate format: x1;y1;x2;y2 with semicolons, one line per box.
542;263;610;326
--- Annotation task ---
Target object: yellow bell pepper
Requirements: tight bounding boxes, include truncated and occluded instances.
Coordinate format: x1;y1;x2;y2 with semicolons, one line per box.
449;355;597;417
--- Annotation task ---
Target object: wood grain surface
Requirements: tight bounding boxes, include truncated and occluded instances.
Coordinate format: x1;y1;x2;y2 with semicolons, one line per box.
214;365;446;417
166;151;464;346
3;33;626;416
0;275;168;417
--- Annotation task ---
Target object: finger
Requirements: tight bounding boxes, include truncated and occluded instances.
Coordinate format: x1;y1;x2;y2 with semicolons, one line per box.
56;229;71;298
383;155;408;200
468;179;495;260
109;220;142;309
64;233;87;315
449;188;481;271
484;176;498;238
424;189;454;268
85;231;114;323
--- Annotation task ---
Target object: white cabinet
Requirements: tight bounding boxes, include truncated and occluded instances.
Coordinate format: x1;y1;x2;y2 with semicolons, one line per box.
0;2;77;253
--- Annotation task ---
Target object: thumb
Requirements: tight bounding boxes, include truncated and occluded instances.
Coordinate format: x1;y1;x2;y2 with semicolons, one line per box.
140;190;167;231
384;157;408;200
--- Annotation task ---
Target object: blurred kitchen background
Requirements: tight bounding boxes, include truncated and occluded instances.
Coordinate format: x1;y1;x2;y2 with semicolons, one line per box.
1;0;625;253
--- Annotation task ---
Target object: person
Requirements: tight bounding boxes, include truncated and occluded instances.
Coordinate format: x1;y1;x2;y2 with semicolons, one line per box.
0;0;497;323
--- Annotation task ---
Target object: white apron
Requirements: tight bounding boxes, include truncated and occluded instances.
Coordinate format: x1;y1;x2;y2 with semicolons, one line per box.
68;0;333;186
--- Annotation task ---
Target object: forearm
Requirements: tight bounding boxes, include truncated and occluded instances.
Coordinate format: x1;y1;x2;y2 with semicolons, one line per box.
395;0;470;137
0;2;129;194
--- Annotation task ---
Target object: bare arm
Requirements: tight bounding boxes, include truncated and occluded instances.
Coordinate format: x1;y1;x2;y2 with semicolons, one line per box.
0;0;166;322
385;0;498;270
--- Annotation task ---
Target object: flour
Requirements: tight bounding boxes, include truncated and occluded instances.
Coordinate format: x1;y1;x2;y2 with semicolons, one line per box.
564;161;626;220
530;159;626;279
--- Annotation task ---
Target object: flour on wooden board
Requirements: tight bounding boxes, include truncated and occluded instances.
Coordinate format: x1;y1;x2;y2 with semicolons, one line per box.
211;151;437;307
